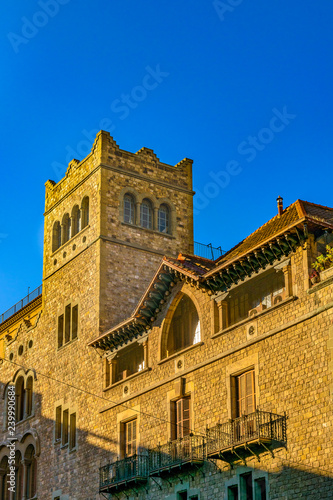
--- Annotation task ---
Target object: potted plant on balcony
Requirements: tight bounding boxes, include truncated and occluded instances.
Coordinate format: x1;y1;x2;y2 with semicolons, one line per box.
309;269;320;285
312;245;333;281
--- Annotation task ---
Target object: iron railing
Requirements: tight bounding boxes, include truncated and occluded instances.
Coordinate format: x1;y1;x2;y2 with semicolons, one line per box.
100;454;149;491
206;410;287;457
149;434;205;474
0;285;43;324
193;242;224;260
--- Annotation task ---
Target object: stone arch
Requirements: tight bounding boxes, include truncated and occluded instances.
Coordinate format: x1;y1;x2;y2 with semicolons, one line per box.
52;220;62;252
81;195;90;228
61;213;71;244
159;287;203;360
71;204;81;236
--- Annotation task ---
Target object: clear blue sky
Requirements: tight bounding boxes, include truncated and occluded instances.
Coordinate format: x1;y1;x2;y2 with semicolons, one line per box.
1;0;333;313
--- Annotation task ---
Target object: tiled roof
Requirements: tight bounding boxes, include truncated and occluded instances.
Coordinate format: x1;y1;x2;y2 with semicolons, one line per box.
301;201;333;227
89;199;333;351
211;199;333;272
214;202;301;266
164;254;215;277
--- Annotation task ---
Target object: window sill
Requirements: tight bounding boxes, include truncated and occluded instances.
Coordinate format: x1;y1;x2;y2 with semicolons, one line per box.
212;295;297;338
51;224;90;257
121;221;175;239
57;337;78;352
14;413;35;427
103;367;151;391
158;341;204;365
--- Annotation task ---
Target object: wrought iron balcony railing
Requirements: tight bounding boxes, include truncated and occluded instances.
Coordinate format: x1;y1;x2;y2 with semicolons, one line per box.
206;410;287;462
99;454;149;493
149;434;205;475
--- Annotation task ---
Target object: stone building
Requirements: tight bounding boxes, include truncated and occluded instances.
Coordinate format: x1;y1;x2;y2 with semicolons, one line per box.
0;131;332;500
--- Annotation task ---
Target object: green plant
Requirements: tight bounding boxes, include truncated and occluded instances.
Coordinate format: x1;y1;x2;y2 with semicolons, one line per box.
312;245;333;271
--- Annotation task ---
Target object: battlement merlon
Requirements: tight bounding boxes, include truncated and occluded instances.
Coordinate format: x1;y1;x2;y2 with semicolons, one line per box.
44;131;194;212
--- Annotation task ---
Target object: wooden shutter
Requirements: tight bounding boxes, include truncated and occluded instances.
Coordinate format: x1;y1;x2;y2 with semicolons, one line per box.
125;420;137;456
176;397;190;438
237;370;256;416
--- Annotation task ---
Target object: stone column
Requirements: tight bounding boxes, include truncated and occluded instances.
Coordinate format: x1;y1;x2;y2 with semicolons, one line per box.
153;207;158;231
21;459;29;500
137;335;149;369
135;202;141;226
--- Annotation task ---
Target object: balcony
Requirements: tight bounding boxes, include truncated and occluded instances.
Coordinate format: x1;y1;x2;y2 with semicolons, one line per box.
149;434;205;475
99;454;149;494
206;410;287;463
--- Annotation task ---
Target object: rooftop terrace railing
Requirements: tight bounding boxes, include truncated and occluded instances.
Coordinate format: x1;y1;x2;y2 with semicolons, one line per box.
0;285;43;325
193;242;224;260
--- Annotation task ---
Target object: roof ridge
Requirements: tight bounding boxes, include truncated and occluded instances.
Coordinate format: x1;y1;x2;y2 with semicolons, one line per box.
220;201;298;260
300;199;333;212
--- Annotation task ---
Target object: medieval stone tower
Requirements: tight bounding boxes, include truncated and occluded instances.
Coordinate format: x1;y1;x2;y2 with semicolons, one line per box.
43;131;194;335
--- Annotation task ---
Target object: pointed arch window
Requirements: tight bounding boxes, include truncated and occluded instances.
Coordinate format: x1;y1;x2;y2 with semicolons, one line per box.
140;199;153;229
71;205;81;236
124;194;135;224
52;221;61;252
158;204;170;233
81;196;89;229
163;294;201;358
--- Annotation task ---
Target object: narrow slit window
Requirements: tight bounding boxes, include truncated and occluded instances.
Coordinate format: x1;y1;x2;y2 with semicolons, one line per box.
58;314;64;348
55;406;62;441
65;305;71;344
62;409;69;446
70;412;76;450
72;305;78;340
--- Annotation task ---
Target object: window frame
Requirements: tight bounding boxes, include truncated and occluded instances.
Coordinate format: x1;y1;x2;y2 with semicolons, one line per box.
158;203;170;233
140;198;153;230
124;194;136;225
57;302;79;349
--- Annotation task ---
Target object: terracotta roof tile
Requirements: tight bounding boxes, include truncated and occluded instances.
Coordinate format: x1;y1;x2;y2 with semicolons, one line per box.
302;201;333;226
215;202;301;265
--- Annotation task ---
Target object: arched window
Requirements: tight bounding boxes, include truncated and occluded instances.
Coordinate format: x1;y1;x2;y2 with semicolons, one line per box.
62;213;71;244
24;445;37;500
140;198;153;229
0;456;10;500
81;196;89;229
15;376;25;422
15;451;23;500
158;204;170;233
163;294;201;358
71;205;81;236
25;376;33;418
52;221;61;252
124;194;135;224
